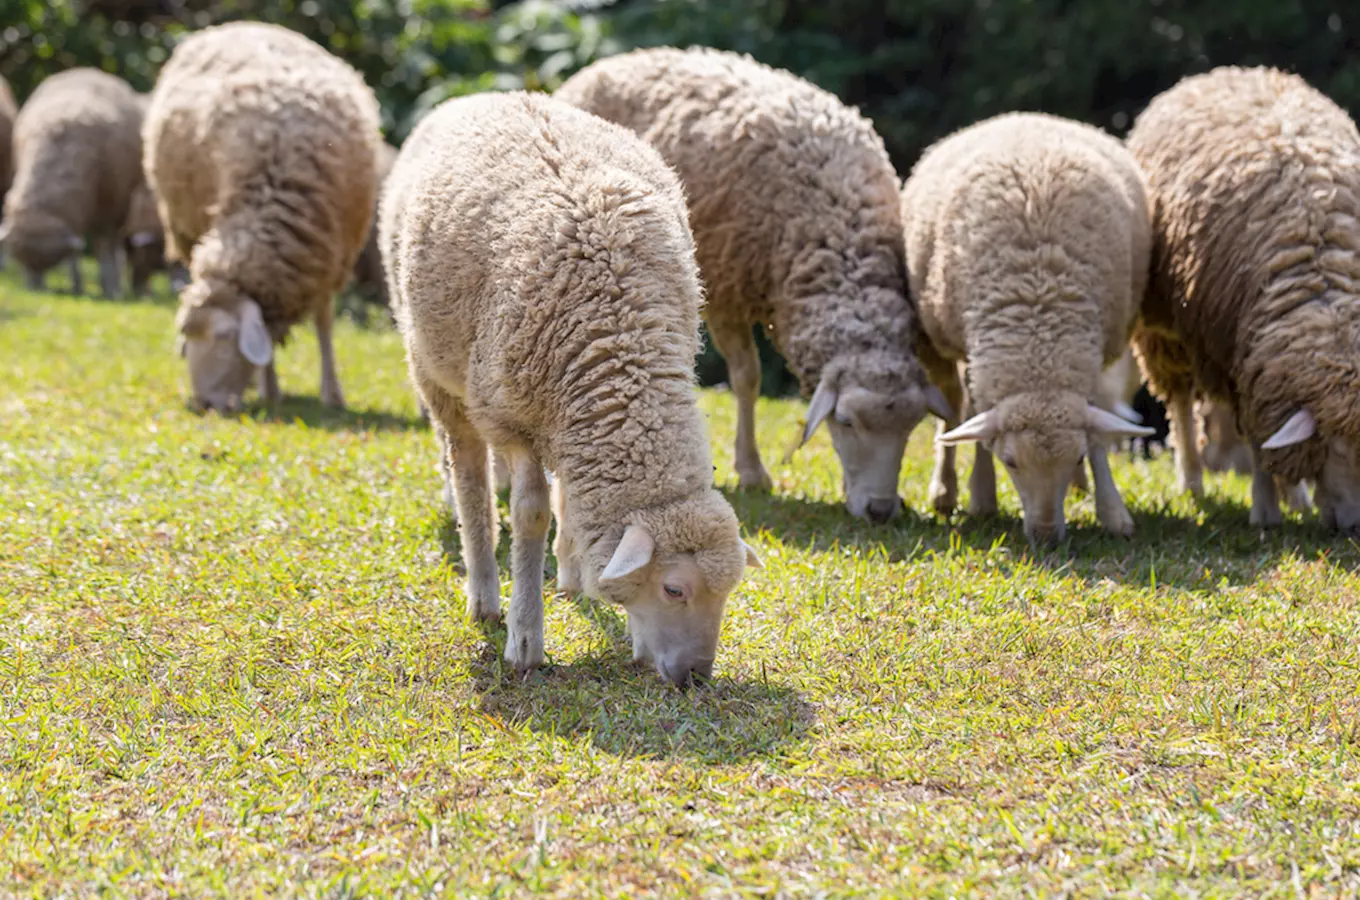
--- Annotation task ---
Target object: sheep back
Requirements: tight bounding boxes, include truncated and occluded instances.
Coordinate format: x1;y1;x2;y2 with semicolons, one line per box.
902;112;1150;409
1128;66;1360;480
556;47;917;397
4;68;144;264
145;22;380;339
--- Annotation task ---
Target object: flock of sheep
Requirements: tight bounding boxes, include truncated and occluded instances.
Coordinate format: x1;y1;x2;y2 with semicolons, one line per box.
3;21;1359;686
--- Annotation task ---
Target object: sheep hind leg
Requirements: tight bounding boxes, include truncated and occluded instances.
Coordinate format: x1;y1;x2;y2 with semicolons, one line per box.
67;255;84;297
968;444;998;517
1248;446;1283;528
1168;392;1203;498
420;376;500;622
505;450;550;673
314;298;346;409
551;478;581;595
95;236;125;300
928;364;966;516
1089;441;1135;538
258;362;280;406
709;322;772;491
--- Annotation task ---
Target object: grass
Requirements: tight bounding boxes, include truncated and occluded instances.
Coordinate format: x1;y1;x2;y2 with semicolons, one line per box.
2;269;1359;898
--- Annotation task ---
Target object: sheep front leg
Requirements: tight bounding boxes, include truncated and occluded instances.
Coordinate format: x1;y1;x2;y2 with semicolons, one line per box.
1088;441;1135;537
314;298;346;409
1248;446;1283;528
928;365;966;516
968;444;998;517
709;322;772;490
95;235;125;300
258;361;280;406
1169;392;1203;497
67;254;84;296
551;477;581;595
24;268;44;291
506;451;550;673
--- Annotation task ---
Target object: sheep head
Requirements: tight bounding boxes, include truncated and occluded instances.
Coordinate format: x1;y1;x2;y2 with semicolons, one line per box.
794;354;953;523
584;491;761;688
175;280;273;413
1263;408;1360;531
938;391;1152;544
0;212;84;272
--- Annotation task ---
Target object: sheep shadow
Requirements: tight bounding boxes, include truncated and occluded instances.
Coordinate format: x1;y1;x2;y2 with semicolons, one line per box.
251;394;427;433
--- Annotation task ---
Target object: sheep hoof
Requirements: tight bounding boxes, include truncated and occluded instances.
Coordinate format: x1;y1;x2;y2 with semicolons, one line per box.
1178;472;1204;498
736;466;773;491
505;634;544;674
929;482;957;517
1101;505;1136;539
466;586;502;623
320;386;346;410
968;496;998;518
1249;503;1283;529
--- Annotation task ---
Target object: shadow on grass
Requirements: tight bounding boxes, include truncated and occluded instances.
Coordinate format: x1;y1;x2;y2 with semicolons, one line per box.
725;484;1360;591
250;394;428;433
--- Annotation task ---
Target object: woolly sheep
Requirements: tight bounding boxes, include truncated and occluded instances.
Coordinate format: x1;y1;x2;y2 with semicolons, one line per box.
0;75;14;268
902;113;1154;544
1129;67;1360;530
351;141;400;306
144;22;380;412
0;68;144;299
380;91;761;686
557;47;952;523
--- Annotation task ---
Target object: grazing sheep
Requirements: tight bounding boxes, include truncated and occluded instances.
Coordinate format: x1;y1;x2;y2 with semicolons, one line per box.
381;91;761;685
1129;66;1360;530
557;47;951;523
145;22;380;412
351;141;400;306
0;75;15;268
1;68;144;298
1197;397;1312;512
902;112;1154;544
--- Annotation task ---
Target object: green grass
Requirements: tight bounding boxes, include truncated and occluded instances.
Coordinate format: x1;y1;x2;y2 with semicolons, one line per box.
3;271;1359;898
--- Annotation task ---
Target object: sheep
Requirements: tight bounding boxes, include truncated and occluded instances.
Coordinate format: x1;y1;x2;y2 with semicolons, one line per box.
380;90;762;686
557;47;952;523
350;141;400;306
902;112;1155;544
1196;397;1312;512
144;22;380;412
0;75;15;269
1128;66;1360;530
0;68;144;298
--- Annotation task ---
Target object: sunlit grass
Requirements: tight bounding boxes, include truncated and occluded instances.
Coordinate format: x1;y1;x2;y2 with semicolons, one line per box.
2;271;1358;896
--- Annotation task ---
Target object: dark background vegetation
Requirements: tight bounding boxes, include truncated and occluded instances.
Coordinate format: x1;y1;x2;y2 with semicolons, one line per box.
3;0;1356;393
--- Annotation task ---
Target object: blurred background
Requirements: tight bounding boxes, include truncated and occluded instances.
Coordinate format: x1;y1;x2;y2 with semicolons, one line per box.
3;0;1357;393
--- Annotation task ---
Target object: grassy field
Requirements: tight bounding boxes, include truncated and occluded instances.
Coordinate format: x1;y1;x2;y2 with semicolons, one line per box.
3;271;1359;898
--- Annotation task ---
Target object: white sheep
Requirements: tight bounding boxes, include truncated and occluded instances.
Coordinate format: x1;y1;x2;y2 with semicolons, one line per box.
557;47;951;523
144;22;380;412
902;112;1154;543
380;91;761;686
1129;66;1360;530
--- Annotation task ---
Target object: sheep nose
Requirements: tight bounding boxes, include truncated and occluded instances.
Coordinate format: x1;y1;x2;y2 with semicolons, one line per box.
866;497;901;523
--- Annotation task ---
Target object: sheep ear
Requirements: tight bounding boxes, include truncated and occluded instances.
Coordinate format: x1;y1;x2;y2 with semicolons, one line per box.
800;380;839;447
937;410;995;445
924;384;954;421
238;298;273;367
1112;400;1143;424
1262;408;1316;450
1087;404;1156;439
742;540;762;570
601;524;654;583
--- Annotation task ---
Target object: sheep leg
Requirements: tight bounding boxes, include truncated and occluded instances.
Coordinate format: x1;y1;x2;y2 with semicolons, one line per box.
1168;392;1203;497
1279;477;1311;514
418;376;500;622
551;477;581;594
258;361;280;406
67;255;84;297
95;236;125;300
506;450;550;673
928;365;966;516
709;322;772;490
314;299;346;409
493;452;512;495
968;445;998;517
1248;446;1283;528
24;268;44;291
1089;441;1135;538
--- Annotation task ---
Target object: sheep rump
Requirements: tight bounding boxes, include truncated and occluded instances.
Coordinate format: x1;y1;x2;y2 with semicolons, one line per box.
902;112;1153;542
557;46;946;523
380;90;757;685
1129;66;1360;529
144;21;380;411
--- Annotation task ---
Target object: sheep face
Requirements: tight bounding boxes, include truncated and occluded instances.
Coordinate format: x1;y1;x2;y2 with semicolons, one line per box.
1315;439;1360;531
588;496;761;688
801;366;952;523
1198;400;1251;474
0;212;83;273
175;284;274;412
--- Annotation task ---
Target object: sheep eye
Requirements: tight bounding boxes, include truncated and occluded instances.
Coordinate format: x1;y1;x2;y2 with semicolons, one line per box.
1001;456;1018;469
663;584;685;600
833;413;853;428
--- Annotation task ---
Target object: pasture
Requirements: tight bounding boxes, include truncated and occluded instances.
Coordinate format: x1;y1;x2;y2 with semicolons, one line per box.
2;272;1359;896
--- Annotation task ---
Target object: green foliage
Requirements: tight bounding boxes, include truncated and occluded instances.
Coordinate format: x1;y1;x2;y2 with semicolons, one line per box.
5;273;1360;894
